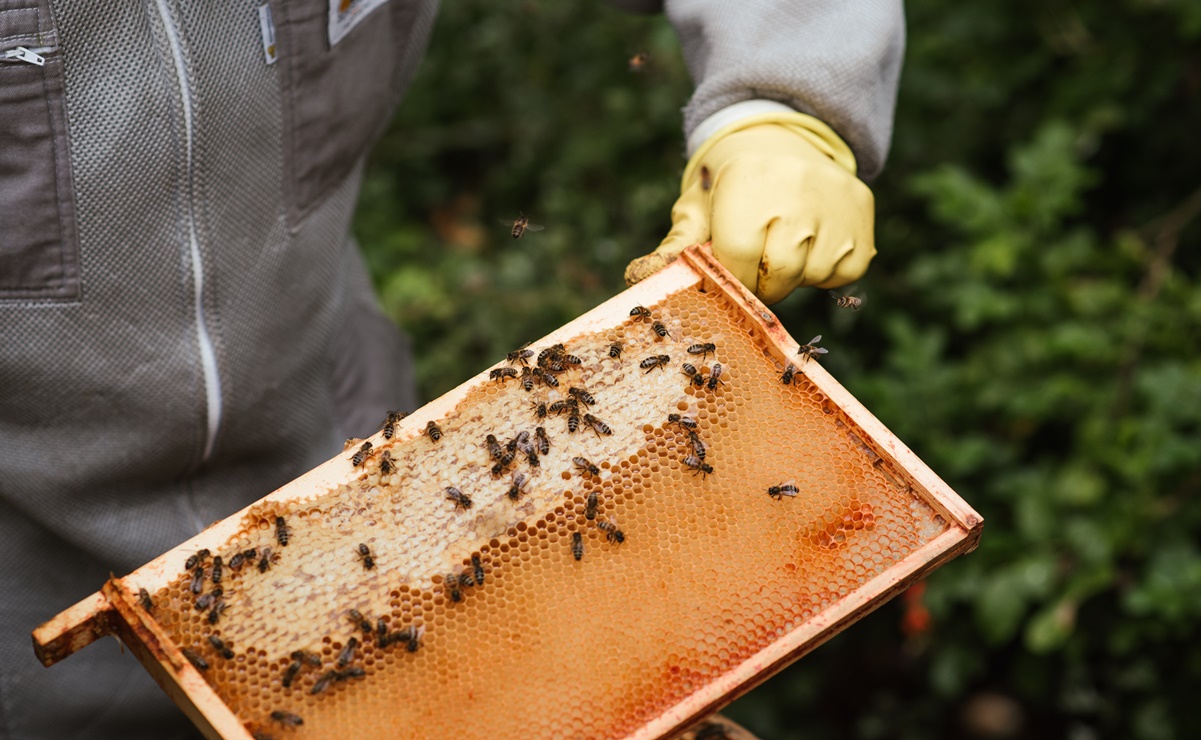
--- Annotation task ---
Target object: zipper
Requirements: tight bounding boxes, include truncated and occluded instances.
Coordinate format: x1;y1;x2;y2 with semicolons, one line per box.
0;46;52;65
151;0;223;464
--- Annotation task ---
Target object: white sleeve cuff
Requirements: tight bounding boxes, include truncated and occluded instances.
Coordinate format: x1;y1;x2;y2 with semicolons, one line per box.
686;100;797;156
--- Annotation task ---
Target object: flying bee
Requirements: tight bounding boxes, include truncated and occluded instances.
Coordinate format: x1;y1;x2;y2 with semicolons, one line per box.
597;518;625;544
585;491;599;520
229;548;256;571
652;320;671;338
182;648;209;671
571;532;584;561
485;434;504;461
194;588;223;612
357;543;375;570
641;354;671;372
281;660;302;688
189;566;205;595
537;369;560;387
425;420;443;441
687;342;716;360
472;554;485;584
567;387;595;406
667;413;698;430
257;546;277;573
535;426;550;455
138;588;154;613
207;600;227;624
573;456;600;476
829;291;864;310
699;165;713;192
208;635;234;660
500;212;544;239
275;516;290;547
688;430;706;460
210;556;223;584
446;487;473;510
609;342;623;358
628;51;649;72
531;401;548;420
350;441;374;467
507;347;534;366
348;609;372;635
378;450;396;475
490;367;518;383
184;549;210;571
336;637;358;668
270;711;304;728
508;472;529;501
520;366;535;391
446;573;463;602
583;413;613;436
767;482;800;500
707;363;724;390
797;335;828;363
780;362;797;385
567;409;581;433
683;455;713;477
310;670;337;695
630;305;652;322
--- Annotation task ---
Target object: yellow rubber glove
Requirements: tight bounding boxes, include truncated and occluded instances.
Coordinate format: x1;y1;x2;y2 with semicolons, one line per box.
625;112;876;304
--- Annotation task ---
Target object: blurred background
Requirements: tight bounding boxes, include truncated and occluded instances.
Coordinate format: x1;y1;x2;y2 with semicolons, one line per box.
354;1;1201;737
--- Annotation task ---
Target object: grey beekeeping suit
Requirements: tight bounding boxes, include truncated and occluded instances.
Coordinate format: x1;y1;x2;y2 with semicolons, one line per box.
0;0;902;737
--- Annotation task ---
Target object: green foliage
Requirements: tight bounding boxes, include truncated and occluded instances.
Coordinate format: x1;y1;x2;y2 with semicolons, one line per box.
355;0;1201;736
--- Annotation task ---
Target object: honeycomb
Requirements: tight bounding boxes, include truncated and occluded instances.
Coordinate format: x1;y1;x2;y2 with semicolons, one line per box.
140;278;949;740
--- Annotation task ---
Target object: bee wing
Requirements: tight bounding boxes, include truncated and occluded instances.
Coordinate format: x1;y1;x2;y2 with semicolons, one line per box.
498;217;518;226
813;347;829;355
523;223;545;232
809;335;822;344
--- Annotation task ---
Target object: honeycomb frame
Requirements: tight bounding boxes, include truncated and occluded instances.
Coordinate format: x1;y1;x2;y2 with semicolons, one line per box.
34;245;982;740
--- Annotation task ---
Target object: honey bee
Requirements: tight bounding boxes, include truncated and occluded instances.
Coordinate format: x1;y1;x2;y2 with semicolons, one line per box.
404;625;424;653
641;354;671;372
310;670;337;695
508;472;529;501
378;450;396;476
526;450;540;467
514;430;532;453
281;659;302;688
293;650;322;667
381;410;407;440
667;413;698;430
537;369;559;387
583;413;613;436
780;362;797;385
348;609;372;634
537;343;565;365
652;320;671;338
571;532;584;561
507;347;534;366
194;588;223;612
257;546;277;573
485;434;504;461
425;420;443;441
208;635;234;660
535;426;550;455
499;442;518;469
336;637;358;668
490;367;518;382
797;335;828;363
229;548;257;571
270;710;304;727
472;554;485;584
275;516;290;547
182;647;209;671
597;517;625;544
357;543;375;570
585;491;599;520
609;342;623;358
567;409;581;433
184;549;210;571
446;573;463;603
446;487;473;510
687;342;716;360
630;305;652;322
699;165;713;192
567;387;595;406
531;401;548;420
767;482;800;499
683;455;713;477
458;570;476;588
520;366;535;391
688;430;706;460
707;363;724;390
189;566;205;595
350;441;374;467
336;666;366;681
829;291;864;310
573;456;600;476
548;399;571;415
138;588;154;613
681;363;701;383
500;212;544;239
206;600;227;624
210;556;223;584
628;51;649;72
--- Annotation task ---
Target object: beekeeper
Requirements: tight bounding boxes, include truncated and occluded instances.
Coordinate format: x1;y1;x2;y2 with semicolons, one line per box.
0;0;899;737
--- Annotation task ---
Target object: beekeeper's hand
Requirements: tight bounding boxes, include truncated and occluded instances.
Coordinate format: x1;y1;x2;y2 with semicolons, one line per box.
625;110;876;305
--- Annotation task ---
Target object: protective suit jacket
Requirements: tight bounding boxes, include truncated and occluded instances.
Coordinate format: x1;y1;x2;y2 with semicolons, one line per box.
0;1;902;737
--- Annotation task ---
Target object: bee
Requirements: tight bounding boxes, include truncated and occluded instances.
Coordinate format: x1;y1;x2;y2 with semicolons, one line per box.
336;637;358;668
270;711;304;728
567;409;581;433
535;426;550;455
699;165;713;192
609;342;623;359
548;399;571;415
597;518;625;544
490;367;518;382
458;570;476;588
681;363;702;385
189;566;205;595
357;543;375;570
336;666;366;681
281;659;302;688
485;434;504;461
194;588;223;612
446;573;463;603
628;51;649;72
182;648;209;671
683;455;714;477
350;441;374;467
585;491;599;520
472;554;485;585
508;472;529;501
767;482;800;499
780;362;797;385
292;650;322;668
562;353;583;366
666;413;696;430
184;549;210;571
210;556;223;584
381;410;407;439
348;608;370;635
797;335;828;363
257;546;277;573
641;354;671;372
310;670;337;695
688;431;706;460
207;600;227;624
567;387;595;406
571;532;584;561
446;487;472;510
526;450;540;467
707;363;724;390
630;305;652;322
573;456;601;476
514;430;533;454
652;320;671;338
537;369;560;387
531;401;548;420
687;342;716;360
404;625;424;653
138;588;154;613
830;291;864;310
229;548;257;571
275;516;290;547
208;635;234;660
423;421;443;442
379;450;396;475
537;343;565;365
500;212;544;239
507;347;534;366
583;413;612;436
